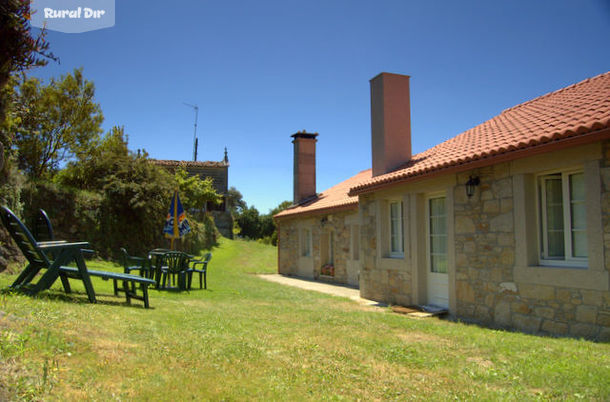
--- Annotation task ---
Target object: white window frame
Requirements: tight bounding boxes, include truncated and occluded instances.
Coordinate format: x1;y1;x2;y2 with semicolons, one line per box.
426;195;448;274
300;228;311;257
537;169;588;268
389;201;404;258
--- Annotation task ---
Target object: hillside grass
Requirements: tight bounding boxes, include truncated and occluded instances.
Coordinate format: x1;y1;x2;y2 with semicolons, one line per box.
1;237;609;400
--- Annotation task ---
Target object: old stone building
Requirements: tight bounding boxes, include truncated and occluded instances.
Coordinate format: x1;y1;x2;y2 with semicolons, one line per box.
276;71;610;340
152;149;233;238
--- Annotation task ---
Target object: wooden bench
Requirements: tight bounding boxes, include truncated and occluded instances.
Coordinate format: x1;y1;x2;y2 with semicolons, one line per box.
59;267;156;308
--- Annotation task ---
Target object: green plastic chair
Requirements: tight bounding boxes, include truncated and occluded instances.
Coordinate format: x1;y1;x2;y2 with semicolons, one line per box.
187;252;212;289
120;248;152;278
160;251;190;290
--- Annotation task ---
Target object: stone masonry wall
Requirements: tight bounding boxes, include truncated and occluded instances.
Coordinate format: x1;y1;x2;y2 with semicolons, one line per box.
454;159;610;341
454;164;520;327
277;210;356;285
278;220;298;275
358;195;412;306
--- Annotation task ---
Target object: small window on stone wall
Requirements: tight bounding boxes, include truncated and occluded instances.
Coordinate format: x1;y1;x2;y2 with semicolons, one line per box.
538;170;587;267
300;228;311;257
389;201;404;257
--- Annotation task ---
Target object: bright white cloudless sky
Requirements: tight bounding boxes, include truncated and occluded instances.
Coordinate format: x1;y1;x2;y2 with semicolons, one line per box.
30;0;610;213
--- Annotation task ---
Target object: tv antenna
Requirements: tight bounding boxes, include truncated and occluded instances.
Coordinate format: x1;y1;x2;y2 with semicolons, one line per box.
183;102;199;161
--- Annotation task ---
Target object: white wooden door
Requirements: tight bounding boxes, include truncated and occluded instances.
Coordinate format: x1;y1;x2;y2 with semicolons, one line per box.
346;224;360;287
427;196;449;308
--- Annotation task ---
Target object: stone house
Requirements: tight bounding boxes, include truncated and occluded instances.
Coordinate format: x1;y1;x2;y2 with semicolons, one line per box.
275;71;610;340
275;132;370;286
152;149;233;238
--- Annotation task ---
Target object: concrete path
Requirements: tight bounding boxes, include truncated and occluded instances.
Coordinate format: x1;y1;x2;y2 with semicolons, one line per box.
258;274;386;308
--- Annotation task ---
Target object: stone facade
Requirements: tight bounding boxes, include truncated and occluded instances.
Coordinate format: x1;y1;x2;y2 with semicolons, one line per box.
278;209;359;286
355;142;610;340
359;195;413;306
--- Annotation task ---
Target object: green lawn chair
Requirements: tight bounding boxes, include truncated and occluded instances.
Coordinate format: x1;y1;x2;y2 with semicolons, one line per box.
187;252;212;289
1;206;155;308
160;251;190;291
120;248;152;278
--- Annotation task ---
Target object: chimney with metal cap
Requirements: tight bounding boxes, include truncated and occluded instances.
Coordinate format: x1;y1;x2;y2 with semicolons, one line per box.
291;131;318;204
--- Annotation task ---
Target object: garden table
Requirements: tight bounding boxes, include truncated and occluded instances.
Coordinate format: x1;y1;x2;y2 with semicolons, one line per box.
148;249;192;290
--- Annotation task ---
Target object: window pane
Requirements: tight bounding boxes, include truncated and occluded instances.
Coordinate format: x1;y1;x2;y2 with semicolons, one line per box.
572;230;587;258
547;231;565;257
430;198;445;216
390;202;403;254
431;235;447;254
544;177;564;258
545;177;563;203
570;173;585;201
571;202;586;230
390;202;399;219
431;255;447;273
390;233;398;252
570;173;587;258
429;197;447;273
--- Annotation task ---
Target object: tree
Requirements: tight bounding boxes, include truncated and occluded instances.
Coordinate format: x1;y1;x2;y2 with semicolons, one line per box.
173;166;222;211
56;126;174;256
0;1;55;90
264;200;292;245
10;68;103;178
1;0;56;174
236;206;262;239
234;199;291;244
226;186;247;215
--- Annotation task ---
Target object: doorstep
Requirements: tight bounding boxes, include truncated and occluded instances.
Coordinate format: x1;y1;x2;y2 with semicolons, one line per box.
391;305;448;318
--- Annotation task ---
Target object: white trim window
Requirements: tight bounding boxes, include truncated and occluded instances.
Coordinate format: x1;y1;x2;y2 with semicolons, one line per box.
428;196;448;274
389;201;404;257
300;228;311;257
539;171;587;267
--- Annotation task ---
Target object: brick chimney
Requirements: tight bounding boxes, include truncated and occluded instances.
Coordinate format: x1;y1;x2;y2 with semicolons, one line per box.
292;131;318;204
370;72;412;177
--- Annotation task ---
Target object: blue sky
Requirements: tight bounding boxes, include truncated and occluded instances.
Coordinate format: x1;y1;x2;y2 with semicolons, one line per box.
31;0;610;213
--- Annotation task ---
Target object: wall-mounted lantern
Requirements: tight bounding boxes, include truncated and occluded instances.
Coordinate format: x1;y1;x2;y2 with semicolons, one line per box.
465;176;480;198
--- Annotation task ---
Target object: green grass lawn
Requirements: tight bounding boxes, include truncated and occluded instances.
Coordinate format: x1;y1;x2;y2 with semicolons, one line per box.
1;237;609;400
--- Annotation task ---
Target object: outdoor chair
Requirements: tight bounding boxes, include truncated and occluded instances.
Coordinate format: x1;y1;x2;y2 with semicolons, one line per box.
148;248;171;287
1;206;156;308
187;252;212;289
120;248;153;278
30;208;95;259
160;251;190;291
32;209;54;242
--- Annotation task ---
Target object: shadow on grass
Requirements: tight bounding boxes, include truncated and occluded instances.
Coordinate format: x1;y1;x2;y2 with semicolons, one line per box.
1;287;152;309
444;315;606;343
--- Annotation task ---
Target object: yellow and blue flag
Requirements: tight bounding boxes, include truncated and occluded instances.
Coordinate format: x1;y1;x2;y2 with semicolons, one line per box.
163;191;191;239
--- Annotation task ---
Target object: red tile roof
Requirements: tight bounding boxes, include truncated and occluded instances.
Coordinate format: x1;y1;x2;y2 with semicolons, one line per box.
350;71;610;195
151;159;228;168
274;169;372;219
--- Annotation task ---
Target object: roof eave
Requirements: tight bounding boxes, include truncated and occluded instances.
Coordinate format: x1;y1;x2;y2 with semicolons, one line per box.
273;202;358;221
349;126;610;196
